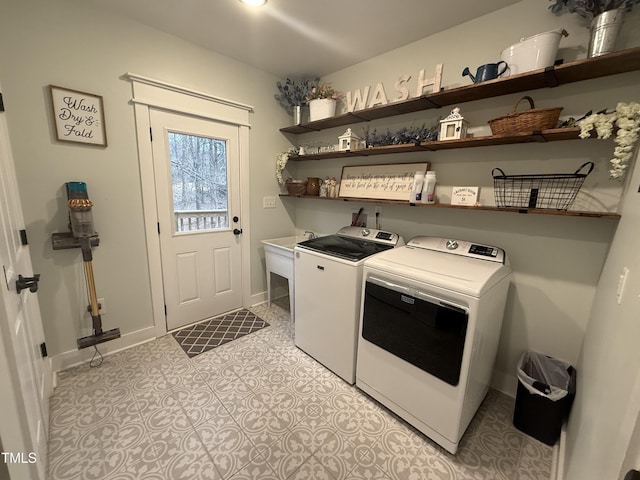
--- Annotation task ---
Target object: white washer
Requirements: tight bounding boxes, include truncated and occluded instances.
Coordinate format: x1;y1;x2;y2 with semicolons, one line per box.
356;236;512;453
294;226;404;384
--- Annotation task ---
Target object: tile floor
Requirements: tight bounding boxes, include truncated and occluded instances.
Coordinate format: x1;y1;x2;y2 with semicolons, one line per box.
48;299;553;480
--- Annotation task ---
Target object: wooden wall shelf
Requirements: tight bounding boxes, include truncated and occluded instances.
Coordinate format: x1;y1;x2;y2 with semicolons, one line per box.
280;46;640;135
279;194;620;219
291;127;586;161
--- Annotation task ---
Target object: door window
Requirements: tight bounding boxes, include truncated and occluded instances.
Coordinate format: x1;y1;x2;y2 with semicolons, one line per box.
168;132;229;233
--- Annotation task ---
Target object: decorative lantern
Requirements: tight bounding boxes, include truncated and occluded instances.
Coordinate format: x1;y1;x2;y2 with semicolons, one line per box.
439;107;469;141
338;128;363;151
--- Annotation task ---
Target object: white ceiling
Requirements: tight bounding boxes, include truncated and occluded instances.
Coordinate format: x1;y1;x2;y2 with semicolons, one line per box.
86;0;520;78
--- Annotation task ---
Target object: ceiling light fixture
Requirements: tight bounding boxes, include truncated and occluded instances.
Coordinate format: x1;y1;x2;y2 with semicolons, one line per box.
239;0;267;6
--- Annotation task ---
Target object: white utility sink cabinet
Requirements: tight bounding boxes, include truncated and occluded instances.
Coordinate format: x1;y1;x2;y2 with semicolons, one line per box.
261;235;307;319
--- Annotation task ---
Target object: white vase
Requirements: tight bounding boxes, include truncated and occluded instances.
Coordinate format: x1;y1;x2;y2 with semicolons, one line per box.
309;98;336;122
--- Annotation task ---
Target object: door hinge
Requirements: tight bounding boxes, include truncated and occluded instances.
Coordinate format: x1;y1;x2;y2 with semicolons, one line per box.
157;222;160;234
19;229;28;245
164;304;167;316
149;127;153;142
0;92;5;112
40;342;48;358
2;265;9;290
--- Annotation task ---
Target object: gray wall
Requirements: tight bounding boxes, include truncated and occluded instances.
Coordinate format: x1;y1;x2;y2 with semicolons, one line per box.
1;0;639;477
0;0;296;361
289;0;640;396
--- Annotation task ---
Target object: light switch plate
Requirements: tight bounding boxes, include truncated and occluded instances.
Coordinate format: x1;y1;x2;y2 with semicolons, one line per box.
263;196;276;209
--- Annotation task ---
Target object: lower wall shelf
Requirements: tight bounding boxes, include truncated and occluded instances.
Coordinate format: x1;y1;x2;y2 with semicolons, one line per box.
279;194;620;219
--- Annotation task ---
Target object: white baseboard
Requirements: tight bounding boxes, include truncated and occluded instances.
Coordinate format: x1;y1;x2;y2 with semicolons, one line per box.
550;423;567;480
51;325;157;373
490;368;517;398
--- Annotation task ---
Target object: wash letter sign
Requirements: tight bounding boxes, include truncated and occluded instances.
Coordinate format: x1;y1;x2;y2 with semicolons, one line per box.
344;64;443;112
49;85;107;146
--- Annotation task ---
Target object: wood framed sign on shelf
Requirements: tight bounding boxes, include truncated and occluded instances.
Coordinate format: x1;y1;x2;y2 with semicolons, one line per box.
339;162;429;201
49;85;107;146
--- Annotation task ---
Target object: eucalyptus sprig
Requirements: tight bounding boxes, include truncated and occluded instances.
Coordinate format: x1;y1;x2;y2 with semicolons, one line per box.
549;0;640;20
274;78;319;114
364;123;439;147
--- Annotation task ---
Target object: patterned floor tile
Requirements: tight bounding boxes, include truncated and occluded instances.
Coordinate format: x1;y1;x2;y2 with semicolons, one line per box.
47;299;553;480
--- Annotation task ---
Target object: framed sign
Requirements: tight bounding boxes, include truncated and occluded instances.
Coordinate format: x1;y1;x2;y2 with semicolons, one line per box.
451;186;480;205
49;85;107;146
339;163;429;201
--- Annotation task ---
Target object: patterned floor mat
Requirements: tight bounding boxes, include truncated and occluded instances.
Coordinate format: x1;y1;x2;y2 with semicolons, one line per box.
172;309;269;358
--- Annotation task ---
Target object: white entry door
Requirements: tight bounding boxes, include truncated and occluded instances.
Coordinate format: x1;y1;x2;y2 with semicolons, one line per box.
0;88;52;479
150;109;243;331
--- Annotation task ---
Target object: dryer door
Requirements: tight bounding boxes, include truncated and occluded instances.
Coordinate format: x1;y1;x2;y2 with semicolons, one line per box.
361;277;469;386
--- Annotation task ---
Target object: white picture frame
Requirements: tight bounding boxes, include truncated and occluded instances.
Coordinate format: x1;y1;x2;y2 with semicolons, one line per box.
49;85;107;146
451;186;479;205
339;163;429;201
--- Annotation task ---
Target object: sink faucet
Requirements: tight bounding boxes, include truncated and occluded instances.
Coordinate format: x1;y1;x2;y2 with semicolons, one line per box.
304;230;316;239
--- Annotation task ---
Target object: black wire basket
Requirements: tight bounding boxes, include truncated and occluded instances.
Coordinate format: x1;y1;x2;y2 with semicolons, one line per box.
492;162;594;210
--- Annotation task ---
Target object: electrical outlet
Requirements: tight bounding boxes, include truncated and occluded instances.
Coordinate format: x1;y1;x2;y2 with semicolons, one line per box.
97;297;106;315
263;196;276;209
351;212;368;227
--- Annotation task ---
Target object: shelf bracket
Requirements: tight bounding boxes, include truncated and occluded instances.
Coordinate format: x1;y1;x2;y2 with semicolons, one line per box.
346;111;371;122
532;131;546;142
419;96;441;109
543;66;560;88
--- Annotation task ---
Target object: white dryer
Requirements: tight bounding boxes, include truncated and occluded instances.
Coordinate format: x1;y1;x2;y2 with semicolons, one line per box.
356;236;512;454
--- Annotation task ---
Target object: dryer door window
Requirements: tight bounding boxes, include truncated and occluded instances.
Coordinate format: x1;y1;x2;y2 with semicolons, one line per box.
361;278;469;386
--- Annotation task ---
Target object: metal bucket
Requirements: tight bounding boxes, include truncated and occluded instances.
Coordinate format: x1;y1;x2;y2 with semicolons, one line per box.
588;9;625;58
501;29;568;76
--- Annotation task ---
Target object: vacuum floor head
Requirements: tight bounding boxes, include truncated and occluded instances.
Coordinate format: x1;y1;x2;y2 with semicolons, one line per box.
77;328;121;349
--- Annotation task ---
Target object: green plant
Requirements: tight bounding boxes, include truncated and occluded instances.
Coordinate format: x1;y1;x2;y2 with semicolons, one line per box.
306;82;342;101
274;78;318;114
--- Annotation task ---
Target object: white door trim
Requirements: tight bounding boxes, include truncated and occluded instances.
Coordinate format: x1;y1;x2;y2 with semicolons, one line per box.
125;74;252;337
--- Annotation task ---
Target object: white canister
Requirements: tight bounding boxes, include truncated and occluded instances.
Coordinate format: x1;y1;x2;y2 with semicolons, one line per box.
501;29;568;76
421;171;437;204
410;171;425;203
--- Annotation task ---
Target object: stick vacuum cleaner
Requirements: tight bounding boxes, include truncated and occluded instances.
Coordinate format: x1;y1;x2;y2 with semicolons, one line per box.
65;182;121;350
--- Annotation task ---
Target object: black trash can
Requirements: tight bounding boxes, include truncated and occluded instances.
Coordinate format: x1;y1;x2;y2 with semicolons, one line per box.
513;352;576;446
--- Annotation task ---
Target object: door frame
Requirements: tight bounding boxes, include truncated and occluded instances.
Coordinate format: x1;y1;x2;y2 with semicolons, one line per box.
125;73;253;337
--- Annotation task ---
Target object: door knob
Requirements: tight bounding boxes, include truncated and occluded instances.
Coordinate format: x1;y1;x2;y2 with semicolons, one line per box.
16;274;40;294
233;228;243;235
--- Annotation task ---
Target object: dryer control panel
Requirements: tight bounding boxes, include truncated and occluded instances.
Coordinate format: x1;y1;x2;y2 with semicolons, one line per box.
407;236;506;264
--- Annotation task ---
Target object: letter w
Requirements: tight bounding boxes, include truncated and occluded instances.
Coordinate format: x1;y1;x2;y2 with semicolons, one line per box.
345;86;370;112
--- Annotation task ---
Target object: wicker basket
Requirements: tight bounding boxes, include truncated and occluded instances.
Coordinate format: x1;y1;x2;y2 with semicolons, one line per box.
286;179;307;196
492;162;594;210
488;96;563;135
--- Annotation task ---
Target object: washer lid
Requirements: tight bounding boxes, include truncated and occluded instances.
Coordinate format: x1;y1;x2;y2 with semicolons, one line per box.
364;243;512;297
295;226;405;262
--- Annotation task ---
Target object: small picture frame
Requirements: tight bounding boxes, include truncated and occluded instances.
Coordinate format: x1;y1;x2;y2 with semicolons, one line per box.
49;85;107;146
451;186;480;205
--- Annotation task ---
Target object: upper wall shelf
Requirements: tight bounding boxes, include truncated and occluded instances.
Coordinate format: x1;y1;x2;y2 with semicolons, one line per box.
290;127;586;161
280;46;640;135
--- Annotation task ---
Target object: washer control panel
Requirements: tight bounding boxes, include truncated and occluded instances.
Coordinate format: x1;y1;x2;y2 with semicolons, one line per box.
336;226;404;247
407;236;505;263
